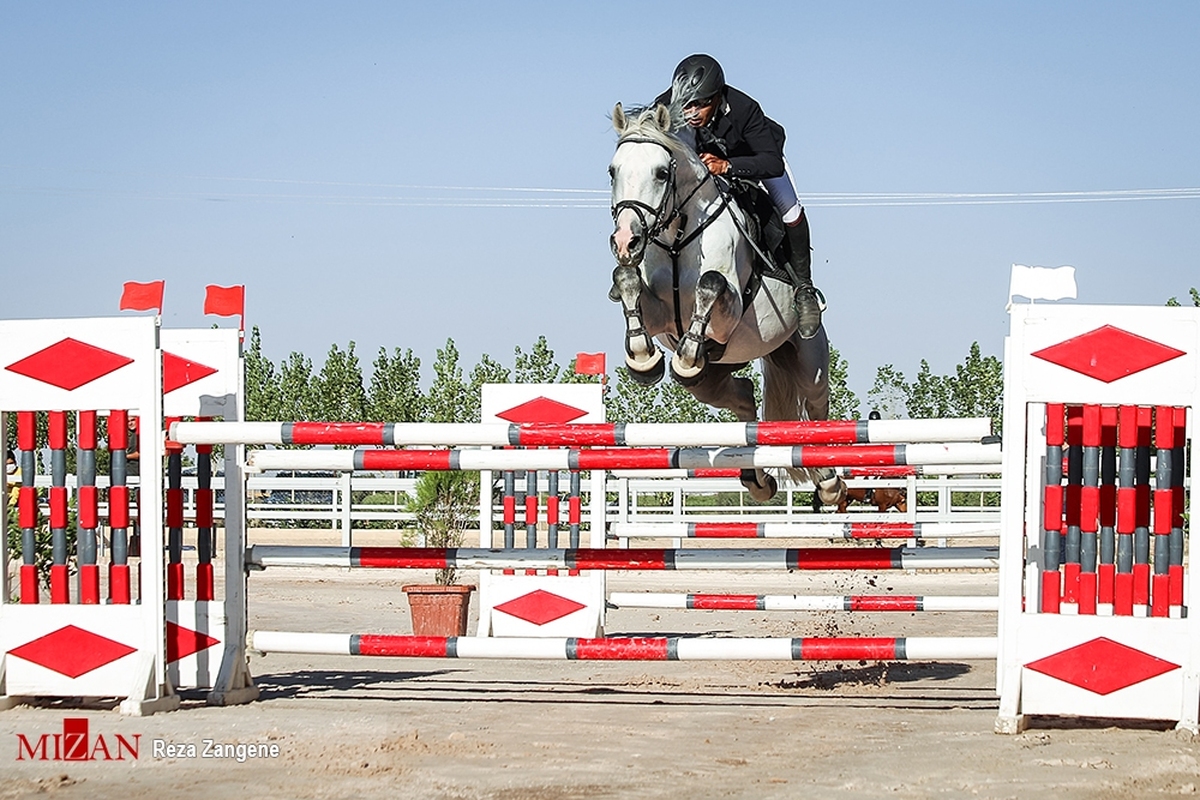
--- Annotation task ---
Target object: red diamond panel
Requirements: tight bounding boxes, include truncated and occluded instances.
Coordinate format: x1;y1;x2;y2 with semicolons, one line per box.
167;621;220;663
1026;637;1179;695
163;351;218;394
8;625;137;678
497;397;588;424
1031;325;1186;383
494;589;587;625
5;338;134;391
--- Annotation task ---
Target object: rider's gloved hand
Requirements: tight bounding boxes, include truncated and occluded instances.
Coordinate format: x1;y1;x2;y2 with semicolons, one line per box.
699;153;731;176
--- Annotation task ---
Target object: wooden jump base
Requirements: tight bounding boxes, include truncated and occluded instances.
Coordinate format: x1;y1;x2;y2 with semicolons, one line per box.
607;593;1000;612
245;545;1001;572
249;631;999;661
171;417;992;447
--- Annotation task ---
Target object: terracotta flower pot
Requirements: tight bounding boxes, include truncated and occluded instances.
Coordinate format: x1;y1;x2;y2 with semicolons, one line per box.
402;584;475;637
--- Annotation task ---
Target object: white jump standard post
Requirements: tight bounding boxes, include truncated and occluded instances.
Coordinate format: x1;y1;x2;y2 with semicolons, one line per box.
996;303;1200;734
159;327;257;707
0;318;174;715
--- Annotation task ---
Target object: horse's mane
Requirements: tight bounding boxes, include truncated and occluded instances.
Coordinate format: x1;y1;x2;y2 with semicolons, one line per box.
616;105;704;173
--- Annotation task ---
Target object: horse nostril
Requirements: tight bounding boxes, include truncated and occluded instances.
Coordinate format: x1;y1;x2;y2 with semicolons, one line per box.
629;234;642;251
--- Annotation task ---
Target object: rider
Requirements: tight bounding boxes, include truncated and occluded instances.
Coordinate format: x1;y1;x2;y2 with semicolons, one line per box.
656;54;823;339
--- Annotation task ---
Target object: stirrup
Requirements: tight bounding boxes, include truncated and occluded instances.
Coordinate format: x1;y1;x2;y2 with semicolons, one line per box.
794;284;825;339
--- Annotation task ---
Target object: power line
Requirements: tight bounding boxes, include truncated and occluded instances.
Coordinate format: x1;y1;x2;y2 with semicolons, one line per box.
1;164;1199;208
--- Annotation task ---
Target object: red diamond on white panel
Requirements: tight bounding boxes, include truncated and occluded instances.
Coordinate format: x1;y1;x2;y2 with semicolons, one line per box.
166;621;220;663
1031;325;1186;383
497;397;588;424
1026;637;1179;695
494;590;587;625
5;338;134;390
8;625;137;678
163;351;218;394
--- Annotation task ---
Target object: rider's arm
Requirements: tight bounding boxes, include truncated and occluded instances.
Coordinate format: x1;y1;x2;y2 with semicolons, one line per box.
725;90;785;181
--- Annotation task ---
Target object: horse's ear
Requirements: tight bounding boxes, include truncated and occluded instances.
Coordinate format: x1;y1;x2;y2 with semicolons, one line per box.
653;103;671;132
612;103;627;134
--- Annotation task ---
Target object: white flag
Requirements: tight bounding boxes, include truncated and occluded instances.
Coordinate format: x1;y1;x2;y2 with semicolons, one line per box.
1008;264;1077;303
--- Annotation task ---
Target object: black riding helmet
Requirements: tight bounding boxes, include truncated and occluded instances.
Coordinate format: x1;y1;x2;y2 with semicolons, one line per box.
671;54;725;107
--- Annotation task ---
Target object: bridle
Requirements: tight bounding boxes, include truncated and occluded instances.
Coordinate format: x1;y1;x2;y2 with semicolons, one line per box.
610;135;728;261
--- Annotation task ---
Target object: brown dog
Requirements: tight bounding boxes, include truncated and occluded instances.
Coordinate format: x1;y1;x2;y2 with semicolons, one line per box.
837;486;907;514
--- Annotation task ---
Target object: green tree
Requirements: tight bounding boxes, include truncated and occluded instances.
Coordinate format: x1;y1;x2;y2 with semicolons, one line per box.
243;326;281;421
864;343;1004;432
607;368;662;423
277;351;317;422
827;347;859;420
426;338;470;423
312;342;367;422
466;353;512;422
949;342;1004;432
367;347;425;423
867;364;910;419
907;360;953;419
513;336;561;383
404;470;479;585
1166;288;1200;307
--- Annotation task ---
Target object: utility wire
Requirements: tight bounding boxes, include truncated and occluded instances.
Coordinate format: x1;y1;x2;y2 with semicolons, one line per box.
1;165;1199;208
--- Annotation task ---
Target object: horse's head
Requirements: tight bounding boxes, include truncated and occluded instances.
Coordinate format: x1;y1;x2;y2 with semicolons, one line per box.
609;103;695;267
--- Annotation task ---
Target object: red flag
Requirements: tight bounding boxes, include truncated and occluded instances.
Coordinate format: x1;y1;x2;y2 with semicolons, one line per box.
119;280;165;312
574;352;606;375
204;285;245;326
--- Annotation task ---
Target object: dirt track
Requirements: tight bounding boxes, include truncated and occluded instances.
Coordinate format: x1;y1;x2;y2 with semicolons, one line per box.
5;543;1199;799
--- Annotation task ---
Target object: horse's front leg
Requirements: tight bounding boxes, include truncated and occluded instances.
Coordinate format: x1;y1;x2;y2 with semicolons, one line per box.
612;265;665;385
670;270;738;384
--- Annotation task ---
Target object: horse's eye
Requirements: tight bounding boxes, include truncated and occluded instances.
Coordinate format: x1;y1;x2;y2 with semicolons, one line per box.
655;167;669;182
607;166;615;181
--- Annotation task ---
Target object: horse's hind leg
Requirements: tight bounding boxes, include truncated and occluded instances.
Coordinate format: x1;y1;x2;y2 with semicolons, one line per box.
612;265;664;384
762;330;847;507
671;271;738;383
683;363;778;502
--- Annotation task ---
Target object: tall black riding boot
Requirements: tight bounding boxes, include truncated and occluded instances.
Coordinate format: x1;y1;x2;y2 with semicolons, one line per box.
785;210;823;339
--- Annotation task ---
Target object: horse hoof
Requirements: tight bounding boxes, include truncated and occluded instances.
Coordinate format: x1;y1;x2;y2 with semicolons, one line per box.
669;353;706;387
625;351;665;386
739;469;778;502
817;475;847;506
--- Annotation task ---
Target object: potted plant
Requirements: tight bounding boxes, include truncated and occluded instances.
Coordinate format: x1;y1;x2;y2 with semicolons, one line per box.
401;470;478;636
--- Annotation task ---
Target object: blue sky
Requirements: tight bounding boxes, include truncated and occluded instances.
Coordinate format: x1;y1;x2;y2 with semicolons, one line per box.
2;2;1198;404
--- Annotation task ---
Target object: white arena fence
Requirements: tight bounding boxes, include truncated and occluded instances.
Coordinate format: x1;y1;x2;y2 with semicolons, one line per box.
13;469;1001;548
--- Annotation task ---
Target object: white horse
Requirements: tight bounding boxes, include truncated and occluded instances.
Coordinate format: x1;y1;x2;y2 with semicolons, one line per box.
608;103;845;506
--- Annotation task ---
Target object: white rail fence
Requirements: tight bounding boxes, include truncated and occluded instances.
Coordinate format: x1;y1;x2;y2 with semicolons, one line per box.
20;469;1001;547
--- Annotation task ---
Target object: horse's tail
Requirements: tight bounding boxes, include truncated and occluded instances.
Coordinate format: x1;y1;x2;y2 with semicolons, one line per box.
760;329;846;506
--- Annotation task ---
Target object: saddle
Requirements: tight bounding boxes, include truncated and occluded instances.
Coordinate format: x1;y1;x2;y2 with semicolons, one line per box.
724;178;795;286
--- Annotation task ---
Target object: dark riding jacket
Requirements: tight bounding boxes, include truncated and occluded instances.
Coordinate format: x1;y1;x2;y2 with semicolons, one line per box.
654;85;786;181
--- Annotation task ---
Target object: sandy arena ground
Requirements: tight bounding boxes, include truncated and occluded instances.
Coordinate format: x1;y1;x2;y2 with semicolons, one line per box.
4;529;1199;799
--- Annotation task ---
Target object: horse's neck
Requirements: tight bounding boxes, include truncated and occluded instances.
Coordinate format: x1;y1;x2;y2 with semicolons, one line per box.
675;161;736;234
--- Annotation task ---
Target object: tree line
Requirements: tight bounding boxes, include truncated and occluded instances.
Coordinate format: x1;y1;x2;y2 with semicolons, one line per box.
243;327;1004;427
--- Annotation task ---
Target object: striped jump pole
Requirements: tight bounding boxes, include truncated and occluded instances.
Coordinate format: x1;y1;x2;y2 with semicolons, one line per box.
242;443;1002;474
246;545;1000;571
607;593;1000;612
250;631;999;661
171;417;993;447
609;463;1000;479
609;521;1000;540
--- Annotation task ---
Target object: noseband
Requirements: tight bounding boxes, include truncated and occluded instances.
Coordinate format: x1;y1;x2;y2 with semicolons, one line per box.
611;136;719;258
611;136;681;246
